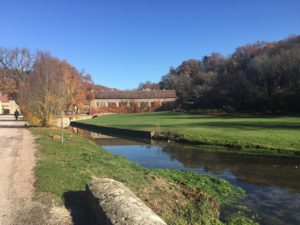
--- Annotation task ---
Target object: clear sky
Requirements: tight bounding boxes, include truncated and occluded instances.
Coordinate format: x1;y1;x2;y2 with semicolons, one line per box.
0;0;299;89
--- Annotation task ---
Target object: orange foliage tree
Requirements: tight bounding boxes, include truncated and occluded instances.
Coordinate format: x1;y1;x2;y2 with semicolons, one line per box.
18;52;94;126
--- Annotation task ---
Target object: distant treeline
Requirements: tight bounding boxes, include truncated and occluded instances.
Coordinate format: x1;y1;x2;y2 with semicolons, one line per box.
140;35;300;113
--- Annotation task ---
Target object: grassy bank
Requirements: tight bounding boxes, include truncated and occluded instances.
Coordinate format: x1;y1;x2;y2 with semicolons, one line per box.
78;111;300;155
31;128;258;225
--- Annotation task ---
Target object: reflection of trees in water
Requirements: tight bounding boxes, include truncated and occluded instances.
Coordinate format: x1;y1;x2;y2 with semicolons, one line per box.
243;186;300;225
161;145;300;192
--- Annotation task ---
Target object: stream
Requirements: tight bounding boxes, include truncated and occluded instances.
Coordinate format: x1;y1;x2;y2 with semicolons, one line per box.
73;127;300;225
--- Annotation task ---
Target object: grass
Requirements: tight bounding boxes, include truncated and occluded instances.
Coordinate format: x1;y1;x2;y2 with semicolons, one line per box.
31;127;258;225
153;169;244;206
78;111;300;155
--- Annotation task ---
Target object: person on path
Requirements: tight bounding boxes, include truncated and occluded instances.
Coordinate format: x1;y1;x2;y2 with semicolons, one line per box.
14;109;20;121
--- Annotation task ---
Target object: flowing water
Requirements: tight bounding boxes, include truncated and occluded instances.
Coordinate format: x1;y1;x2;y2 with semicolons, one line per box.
73;128;300;225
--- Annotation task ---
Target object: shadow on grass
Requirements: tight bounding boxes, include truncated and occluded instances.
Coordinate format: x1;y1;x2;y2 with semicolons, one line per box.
99;120;300;130
64;191;99;225
175;121;300;130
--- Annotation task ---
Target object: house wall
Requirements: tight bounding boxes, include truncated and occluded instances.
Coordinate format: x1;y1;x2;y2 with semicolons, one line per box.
90;98;176;109
0;100;20;115
9;100;19;114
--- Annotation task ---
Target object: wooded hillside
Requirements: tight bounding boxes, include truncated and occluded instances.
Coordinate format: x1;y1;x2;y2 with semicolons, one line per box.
140;35;300;113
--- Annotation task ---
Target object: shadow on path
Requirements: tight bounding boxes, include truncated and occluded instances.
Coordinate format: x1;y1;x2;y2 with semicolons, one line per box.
0;117;28;128
0;125;27;128
64;191;99;225
0;119;18;122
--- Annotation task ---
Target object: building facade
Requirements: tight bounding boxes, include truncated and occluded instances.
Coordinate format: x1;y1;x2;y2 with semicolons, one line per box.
0;95;20;115
90;90;176;113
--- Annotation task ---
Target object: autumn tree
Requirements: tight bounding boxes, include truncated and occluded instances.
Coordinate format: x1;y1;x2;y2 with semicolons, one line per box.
19;53;66;126
138;81;161;90
58;61;91;113
157;35;300;113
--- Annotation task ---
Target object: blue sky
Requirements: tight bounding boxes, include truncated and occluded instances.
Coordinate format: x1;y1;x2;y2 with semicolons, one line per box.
0;0;299;89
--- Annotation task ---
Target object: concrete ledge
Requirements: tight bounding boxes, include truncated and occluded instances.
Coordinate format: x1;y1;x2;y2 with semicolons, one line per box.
86;177;167;225
71;121;152;138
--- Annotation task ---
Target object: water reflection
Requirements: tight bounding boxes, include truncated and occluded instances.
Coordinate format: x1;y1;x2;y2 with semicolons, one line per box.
73;128;300;225
158;144;300;192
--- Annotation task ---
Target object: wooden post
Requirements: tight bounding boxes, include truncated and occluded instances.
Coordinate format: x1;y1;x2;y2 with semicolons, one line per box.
61;111;64;143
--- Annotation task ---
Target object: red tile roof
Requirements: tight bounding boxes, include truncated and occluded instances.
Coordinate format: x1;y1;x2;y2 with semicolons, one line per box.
0;95;10;102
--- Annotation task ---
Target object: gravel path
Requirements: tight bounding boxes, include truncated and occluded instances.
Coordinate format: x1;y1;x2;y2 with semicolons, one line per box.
0;116;35;225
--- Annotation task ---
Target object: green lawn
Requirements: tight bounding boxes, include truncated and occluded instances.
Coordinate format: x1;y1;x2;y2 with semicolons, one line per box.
79;111;300;154
31;128;257;225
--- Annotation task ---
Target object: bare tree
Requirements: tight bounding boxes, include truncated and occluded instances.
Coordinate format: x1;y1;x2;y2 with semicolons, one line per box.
0;47;35;98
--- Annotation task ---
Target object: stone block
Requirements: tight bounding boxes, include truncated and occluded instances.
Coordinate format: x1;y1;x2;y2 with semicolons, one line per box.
86;177;167;225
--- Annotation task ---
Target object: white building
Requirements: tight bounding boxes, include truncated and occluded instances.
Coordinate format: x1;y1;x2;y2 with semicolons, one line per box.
0;95;20;115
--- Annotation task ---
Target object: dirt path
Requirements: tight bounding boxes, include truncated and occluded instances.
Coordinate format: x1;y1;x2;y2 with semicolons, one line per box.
0;115;35;225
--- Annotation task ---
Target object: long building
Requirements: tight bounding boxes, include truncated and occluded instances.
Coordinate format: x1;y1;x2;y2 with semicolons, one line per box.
90;89;176;109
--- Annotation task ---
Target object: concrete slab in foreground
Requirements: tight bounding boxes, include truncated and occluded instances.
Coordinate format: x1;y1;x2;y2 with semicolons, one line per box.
86;177;167;225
